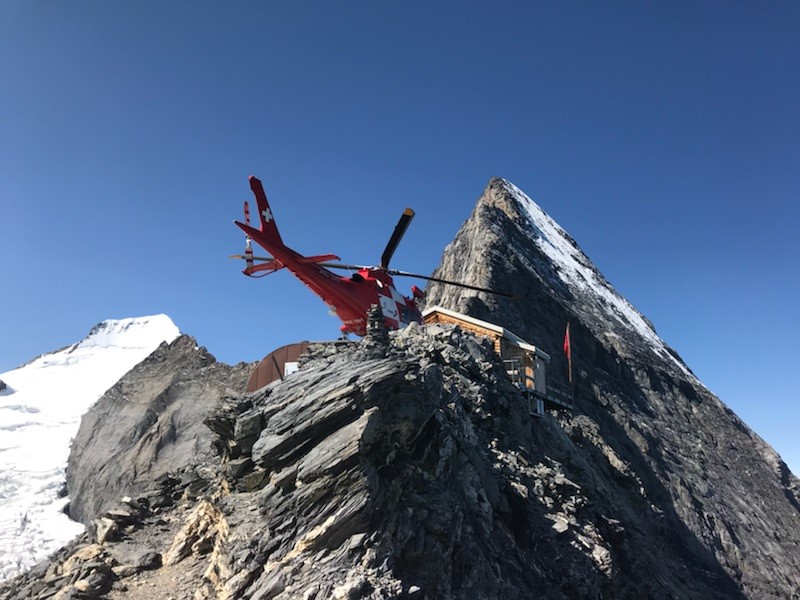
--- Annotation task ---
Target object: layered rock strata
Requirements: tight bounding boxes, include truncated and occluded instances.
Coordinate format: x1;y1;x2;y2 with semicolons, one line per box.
3;321;792;599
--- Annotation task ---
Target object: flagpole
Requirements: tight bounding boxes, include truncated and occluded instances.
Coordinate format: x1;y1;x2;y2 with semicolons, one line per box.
568;325;573;386
564;321;573;386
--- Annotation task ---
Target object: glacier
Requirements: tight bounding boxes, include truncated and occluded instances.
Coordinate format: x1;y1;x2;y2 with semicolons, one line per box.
0;315;180;581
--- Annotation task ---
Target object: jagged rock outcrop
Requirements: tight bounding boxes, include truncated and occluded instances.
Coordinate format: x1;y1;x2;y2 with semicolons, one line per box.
1;323;696;599
3;319;792;600
66;335;253;524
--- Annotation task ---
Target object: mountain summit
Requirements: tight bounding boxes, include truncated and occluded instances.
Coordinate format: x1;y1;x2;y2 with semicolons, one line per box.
425;178;685;372
425;177;800;597
1;181;798;599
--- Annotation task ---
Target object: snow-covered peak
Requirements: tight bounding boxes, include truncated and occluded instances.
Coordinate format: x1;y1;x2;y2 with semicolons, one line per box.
498;178;689;375
27;314;180;360
75;314;179;350
0;315;180;581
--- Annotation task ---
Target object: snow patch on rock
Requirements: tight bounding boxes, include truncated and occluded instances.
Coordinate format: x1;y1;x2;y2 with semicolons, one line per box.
501;179;690;376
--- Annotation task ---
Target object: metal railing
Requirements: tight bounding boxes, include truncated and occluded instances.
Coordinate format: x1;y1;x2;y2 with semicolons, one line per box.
503;359;534;390
546;378;575;408
503;358;574;411
504;359;544;417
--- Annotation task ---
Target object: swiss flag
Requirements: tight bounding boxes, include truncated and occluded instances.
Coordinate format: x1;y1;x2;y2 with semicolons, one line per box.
563;322;571;360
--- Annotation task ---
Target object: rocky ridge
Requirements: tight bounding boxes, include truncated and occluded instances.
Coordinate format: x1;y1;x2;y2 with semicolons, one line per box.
1;178;798;599
0;319;736;600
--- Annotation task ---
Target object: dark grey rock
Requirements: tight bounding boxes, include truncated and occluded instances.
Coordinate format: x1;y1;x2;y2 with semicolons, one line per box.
227;456;254;479
65;335;252;524
107;543;161;571
235;408;264;455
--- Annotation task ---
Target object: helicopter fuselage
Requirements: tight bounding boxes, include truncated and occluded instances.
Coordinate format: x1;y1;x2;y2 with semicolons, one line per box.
234;177;422;336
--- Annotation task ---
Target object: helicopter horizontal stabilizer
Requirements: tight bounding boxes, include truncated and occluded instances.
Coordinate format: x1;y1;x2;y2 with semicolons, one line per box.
242;257;286;278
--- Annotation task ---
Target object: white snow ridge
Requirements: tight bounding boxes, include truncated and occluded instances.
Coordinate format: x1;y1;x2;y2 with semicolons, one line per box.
0;315;180;581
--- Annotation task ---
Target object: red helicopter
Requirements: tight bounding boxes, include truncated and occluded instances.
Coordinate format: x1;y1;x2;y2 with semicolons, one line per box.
232;175;512;337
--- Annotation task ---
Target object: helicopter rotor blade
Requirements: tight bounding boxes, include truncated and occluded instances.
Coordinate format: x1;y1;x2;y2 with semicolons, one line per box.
232;257;370;271
229;254;273;261
380;208;415;269
319;262;372;271
386;269;519;299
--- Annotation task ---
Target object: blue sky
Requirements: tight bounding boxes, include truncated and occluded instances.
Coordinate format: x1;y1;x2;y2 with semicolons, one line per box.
1;3;798;472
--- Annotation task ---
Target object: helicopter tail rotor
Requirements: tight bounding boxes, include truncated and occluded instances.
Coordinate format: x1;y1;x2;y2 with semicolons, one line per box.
230;199;282;277
243;201;254;271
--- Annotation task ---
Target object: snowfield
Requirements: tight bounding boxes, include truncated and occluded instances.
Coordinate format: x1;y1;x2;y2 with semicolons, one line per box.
0;315;179;581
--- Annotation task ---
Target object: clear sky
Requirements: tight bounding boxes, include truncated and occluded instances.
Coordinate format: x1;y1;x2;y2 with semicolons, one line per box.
1;3;798;473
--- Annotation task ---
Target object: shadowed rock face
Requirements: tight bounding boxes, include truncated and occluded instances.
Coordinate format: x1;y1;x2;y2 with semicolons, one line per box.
2;180;798;600
65;335;254;525
424;177;800;599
